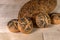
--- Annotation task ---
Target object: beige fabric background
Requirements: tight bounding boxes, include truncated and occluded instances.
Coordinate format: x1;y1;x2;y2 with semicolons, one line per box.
0;0;60;40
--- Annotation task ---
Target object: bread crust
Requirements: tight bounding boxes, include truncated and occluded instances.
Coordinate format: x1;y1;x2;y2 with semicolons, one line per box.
7;19;20;33
50;13;60;24
18;17;33;34
18;0;57;19
36;13;51;28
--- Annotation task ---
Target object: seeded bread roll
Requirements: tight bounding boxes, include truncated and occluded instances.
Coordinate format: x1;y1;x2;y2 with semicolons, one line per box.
36;13;51;28
18;17;33;34
50;13;60;24
18;0;57;19
7;19;20;33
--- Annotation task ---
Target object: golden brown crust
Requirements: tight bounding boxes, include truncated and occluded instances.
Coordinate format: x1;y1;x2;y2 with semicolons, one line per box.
18;0;57;19
18;17;33;34
7;0;57;33
7;19;20;33
50;13;60;24
36;13;51;28
18;0;57;28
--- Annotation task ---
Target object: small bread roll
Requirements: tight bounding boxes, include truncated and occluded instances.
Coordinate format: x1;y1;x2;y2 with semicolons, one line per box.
7;19;20;33
18;17;33;34
36;13;51;28
50;13;60;24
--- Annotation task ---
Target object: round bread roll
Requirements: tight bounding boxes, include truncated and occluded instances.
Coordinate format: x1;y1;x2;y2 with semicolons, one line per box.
7;19;20;33
18;17;33;34
50;13;60;24
36;13;51;28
